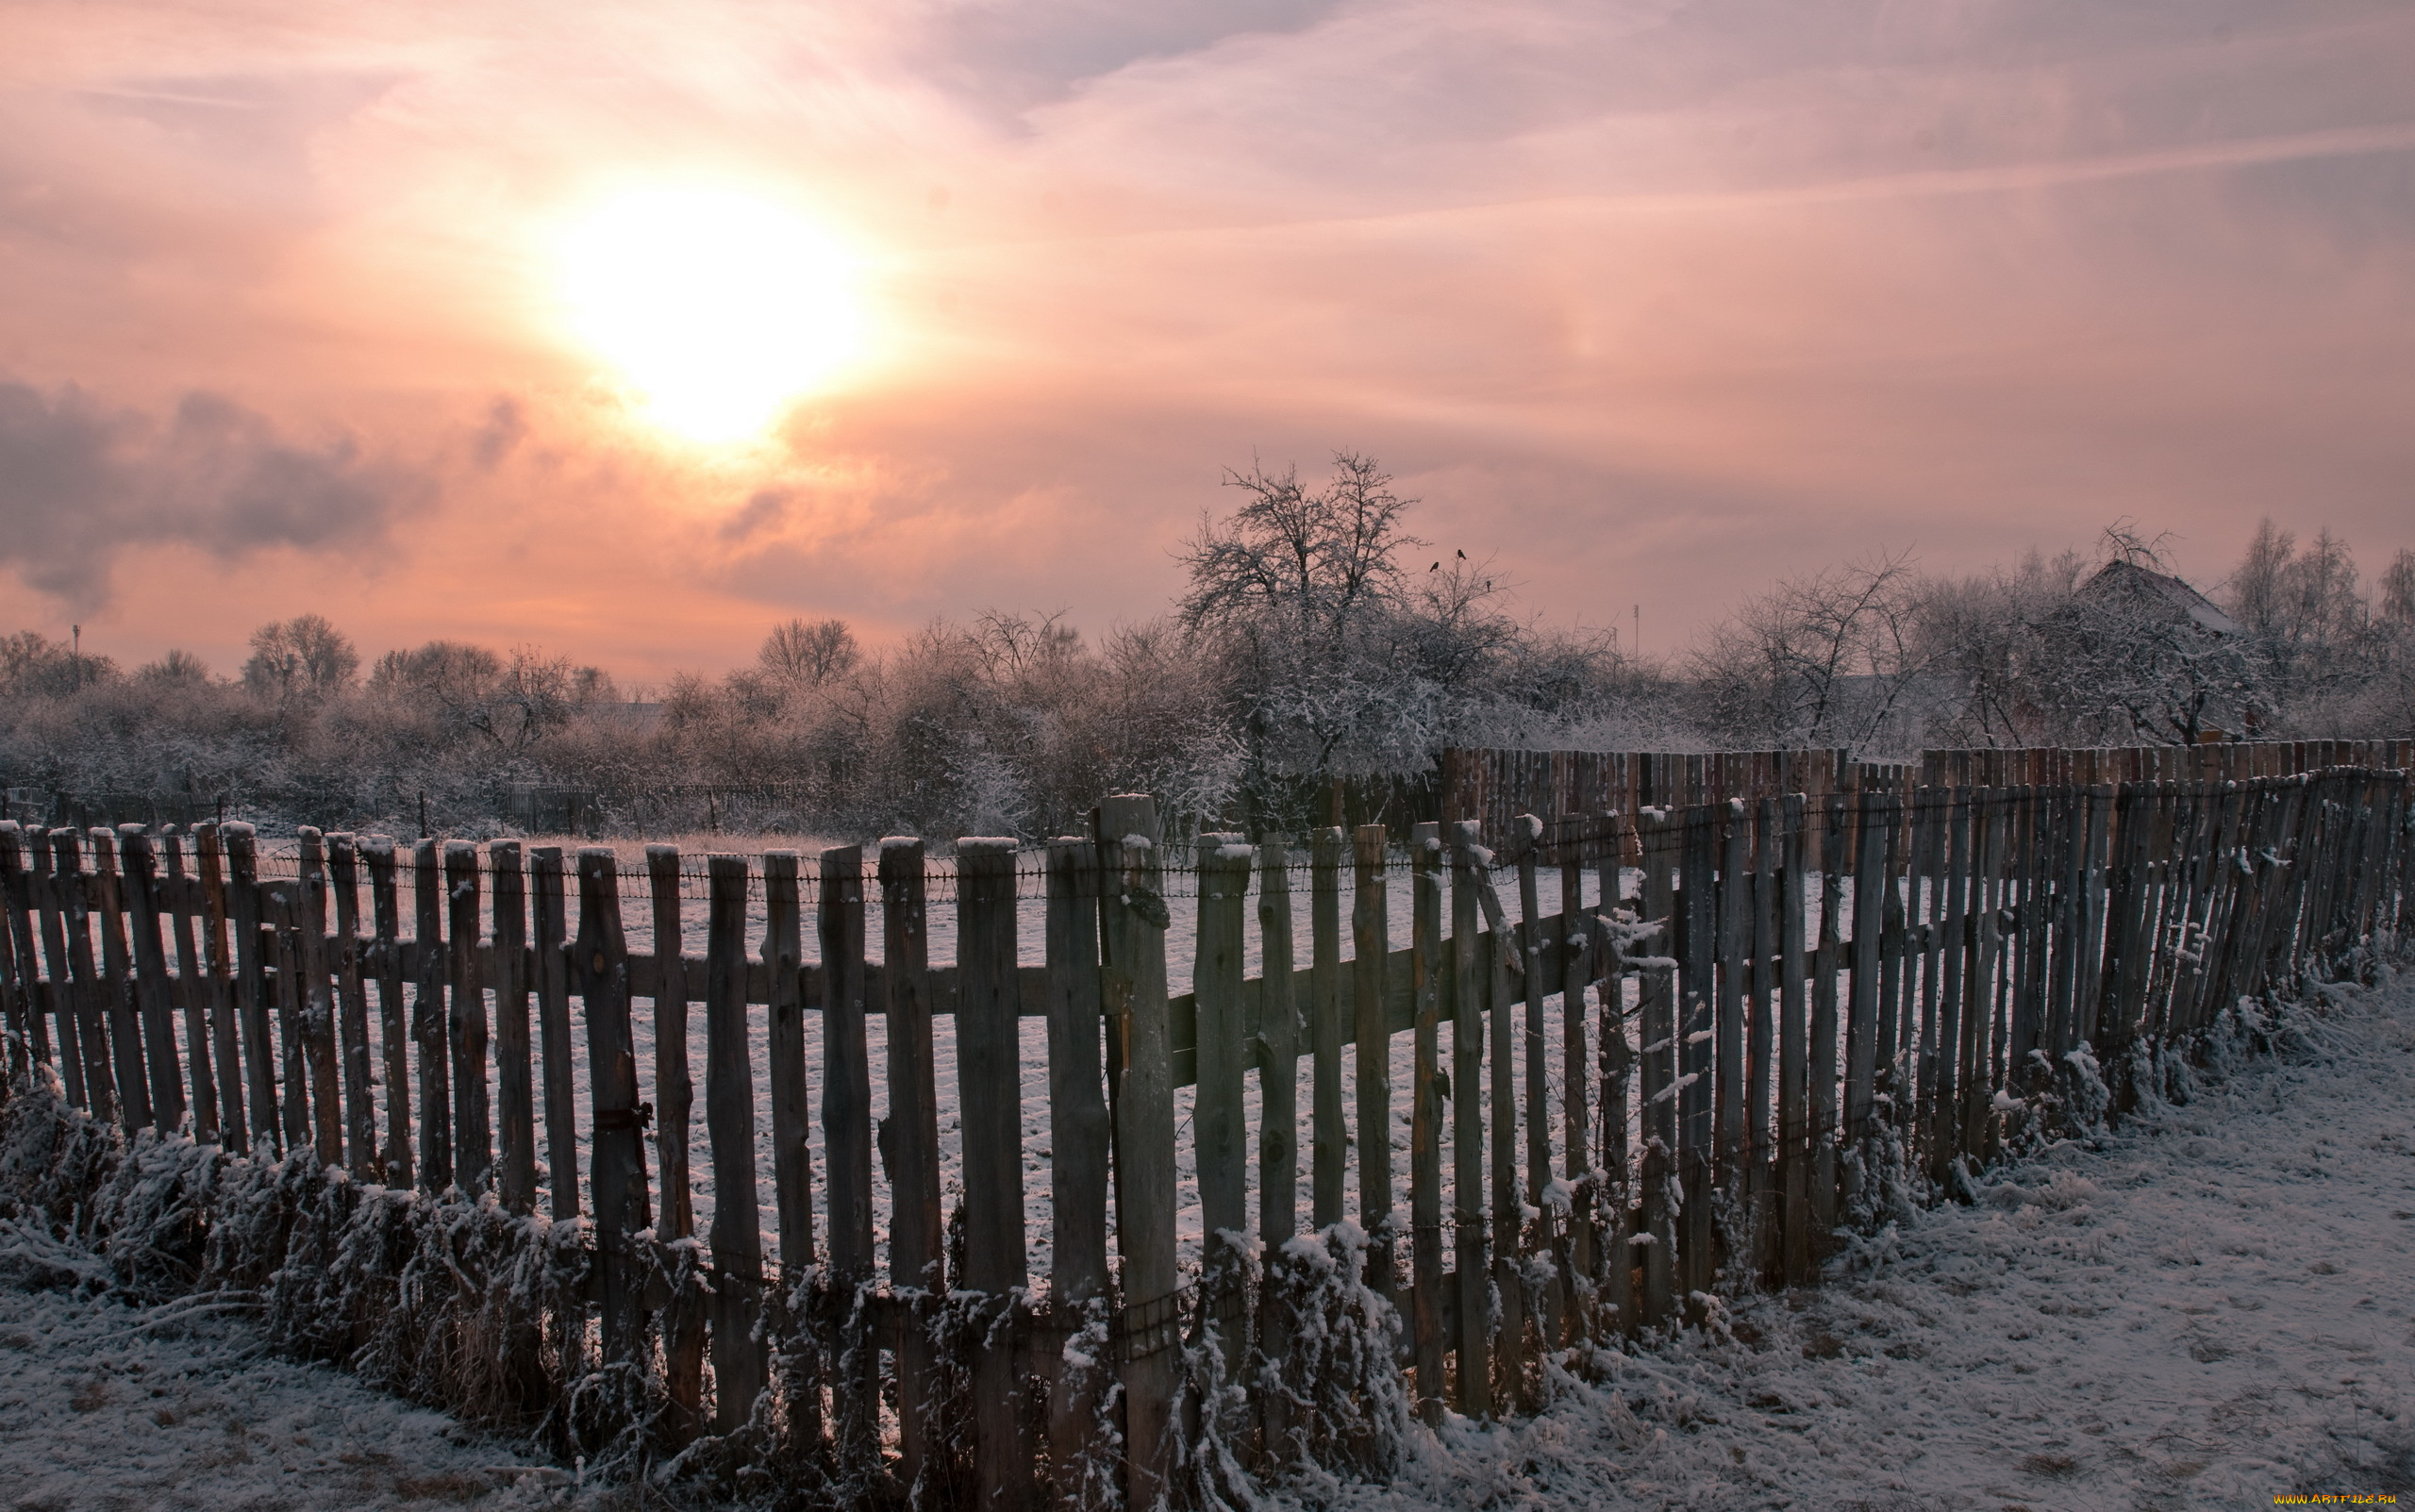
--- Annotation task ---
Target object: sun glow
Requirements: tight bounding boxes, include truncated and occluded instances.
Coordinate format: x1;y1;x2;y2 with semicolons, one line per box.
557;187;865;443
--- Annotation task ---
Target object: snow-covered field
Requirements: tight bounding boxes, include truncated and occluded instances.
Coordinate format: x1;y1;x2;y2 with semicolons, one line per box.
1339;968;2415;1510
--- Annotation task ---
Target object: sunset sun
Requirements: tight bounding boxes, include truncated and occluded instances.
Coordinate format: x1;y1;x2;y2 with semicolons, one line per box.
557;187;865;443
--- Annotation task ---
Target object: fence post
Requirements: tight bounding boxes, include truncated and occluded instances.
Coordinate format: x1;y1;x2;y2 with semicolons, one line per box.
1255;832;1301;1462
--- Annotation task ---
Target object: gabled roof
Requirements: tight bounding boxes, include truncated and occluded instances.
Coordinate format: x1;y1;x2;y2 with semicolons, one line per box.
2081;559;2240;636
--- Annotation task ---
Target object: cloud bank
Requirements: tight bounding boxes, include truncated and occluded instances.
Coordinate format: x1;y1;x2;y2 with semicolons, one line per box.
1;0;2410;675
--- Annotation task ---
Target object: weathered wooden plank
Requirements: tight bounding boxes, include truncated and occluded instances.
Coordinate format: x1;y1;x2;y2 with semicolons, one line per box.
411;840;452;1189
327;835;376;1171
1043;835;1111;1492
1449;823;1498;1418
1749;798;1780;1283
488;842;535;1211
1929;793;1971;1189
818;845;877;1476
957;837;1031;1512
29;834;87;1111
1351;822;1396;1304
528;845;574;1217
1636;806;1678;1325
1775;795;1811;1281
1193;834;1250;1374
116;827;187;1133
161;830;216;1140
704;854;768;1434
1842;791;1889;1216
1308;826;1347;1231
1677;806;1717;1305
364;838;409;1186
0;825;29;1079
1809;795;1847;1240
1101;795;1177;1511
643;844;701;1443
90;830;154;1133
195;825;244;1150
575;847;650;1370
443;841;491;1188
1511;816;1557;1354
1713;804;1749;1248
1559;813;1594;1339
1256;831;1300;1459
878;838;943;1488
1410;819;1447;1424
296;831;342;1161
264;880;312;1155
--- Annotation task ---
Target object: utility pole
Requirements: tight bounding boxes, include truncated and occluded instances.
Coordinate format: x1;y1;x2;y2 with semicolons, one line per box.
72;624;81;690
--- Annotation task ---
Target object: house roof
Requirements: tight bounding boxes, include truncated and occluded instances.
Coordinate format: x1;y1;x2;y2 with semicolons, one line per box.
2081;559;2241;635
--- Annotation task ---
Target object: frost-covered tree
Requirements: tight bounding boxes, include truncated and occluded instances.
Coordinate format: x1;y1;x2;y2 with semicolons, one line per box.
242;614;358;701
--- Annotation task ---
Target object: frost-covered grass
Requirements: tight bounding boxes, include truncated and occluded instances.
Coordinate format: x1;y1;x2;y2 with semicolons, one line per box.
7;962;2409;1505
0;1268;571;1510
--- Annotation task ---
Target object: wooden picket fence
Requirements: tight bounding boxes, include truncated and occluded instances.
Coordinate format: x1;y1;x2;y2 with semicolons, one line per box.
0;761;2409;1505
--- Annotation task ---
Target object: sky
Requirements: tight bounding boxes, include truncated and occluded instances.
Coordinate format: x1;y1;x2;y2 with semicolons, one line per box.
5;0;2412;684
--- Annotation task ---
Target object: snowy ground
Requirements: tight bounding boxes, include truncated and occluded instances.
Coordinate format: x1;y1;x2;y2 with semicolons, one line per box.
1341;968;2415;1511
0;1275;576;1510
8;968;2408;1510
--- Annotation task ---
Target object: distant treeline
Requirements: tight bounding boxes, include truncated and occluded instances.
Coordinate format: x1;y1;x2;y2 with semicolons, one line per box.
4;456;2409;839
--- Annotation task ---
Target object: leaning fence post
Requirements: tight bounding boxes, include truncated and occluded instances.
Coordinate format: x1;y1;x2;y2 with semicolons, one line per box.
163;831;217;1136
116;826;187;1134
575;847;650;1371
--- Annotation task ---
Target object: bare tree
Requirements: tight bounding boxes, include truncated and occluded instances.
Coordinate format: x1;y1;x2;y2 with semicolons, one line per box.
242;614;358;700
1689;550;1934;750
758;617;860;687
